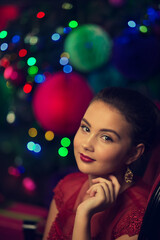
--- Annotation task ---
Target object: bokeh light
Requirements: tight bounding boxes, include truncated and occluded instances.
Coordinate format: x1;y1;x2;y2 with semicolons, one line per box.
0;30;8;39
51;33;61;41
61;137;71;147
19;49;27;57
23;83;32;93
22;177;36;191
28;127;38;137
27;57;37;66
0;43;8;51
45;131;55;141
36;11;45;19
34;74;45;83
58;147;68;157
6;111;16;124
68;20;78;28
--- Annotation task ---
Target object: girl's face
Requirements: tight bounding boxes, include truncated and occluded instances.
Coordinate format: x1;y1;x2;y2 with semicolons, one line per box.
73;100;134;178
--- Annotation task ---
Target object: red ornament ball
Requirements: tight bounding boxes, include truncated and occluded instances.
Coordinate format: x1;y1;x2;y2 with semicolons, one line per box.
32;72;94;135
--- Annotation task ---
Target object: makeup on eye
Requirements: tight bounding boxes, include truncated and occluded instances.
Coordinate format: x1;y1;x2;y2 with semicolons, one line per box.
81;118;121;140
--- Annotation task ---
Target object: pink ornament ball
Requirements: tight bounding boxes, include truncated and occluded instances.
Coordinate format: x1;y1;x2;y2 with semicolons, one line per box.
32;72;94;135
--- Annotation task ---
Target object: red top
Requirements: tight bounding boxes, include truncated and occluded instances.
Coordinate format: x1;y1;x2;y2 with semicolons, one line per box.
47;172;149;240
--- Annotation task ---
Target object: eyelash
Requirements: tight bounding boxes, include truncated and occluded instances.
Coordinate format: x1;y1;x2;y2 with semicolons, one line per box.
81;124;90;132
80;124;113;142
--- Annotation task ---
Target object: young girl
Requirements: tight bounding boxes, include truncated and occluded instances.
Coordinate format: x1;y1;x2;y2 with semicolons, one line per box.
43;87;160;240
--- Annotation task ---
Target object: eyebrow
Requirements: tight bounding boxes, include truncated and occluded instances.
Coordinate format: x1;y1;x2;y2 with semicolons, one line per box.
81;118;121;140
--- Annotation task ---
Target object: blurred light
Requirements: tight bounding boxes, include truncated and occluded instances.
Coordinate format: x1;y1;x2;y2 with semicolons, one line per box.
45;131;55;141
60;52;70;58
0;43;8;51
28;127;38;137
22;177;36;191
8;166;20;177
29;36;38;45
63;27;72;34
23;83;32;93
0;57;10;68
27;57;37;66
69;20;78;28
62;2;73;10
12;35;20;43
51;33;61;41
27;141;36;151
59;57;69;65
17;165;25;174
19;49;27;57
61;137;71;147
56;27;64;35
128;20;136;28
28;66;38;75
139;25;148;33
63;64;72;73
4;66;13;79
58;147;68;157
34;143;41;153
0;30;8;39
6;111;16;124
34;74;45;83
37;11;45;19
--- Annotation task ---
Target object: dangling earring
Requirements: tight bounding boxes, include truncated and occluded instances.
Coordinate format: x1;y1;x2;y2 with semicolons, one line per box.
124;167;133;183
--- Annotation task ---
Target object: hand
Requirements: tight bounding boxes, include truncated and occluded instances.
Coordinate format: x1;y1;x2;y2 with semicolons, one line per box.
77;175;121;218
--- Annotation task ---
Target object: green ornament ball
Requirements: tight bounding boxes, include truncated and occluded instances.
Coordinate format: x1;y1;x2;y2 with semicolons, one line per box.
64;24;112;72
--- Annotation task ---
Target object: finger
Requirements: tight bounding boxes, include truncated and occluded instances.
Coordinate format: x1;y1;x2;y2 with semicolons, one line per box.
108;175;121;197
92;178;115;202
88;184;106;199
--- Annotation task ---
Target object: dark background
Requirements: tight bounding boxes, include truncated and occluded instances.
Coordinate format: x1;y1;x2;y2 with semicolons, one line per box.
0;0;160;209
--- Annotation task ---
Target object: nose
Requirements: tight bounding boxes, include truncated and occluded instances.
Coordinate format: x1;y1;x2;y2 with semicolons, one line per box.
82;135;94;152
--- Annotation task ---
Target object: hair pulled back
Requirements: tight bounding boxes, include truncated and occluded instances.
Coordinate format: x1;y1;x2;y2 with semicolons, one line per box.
92;87;160;176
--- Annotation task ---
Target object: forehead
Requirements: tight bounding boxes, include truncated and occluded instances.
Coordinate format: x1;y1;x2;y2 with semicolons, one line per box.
84;100;132;134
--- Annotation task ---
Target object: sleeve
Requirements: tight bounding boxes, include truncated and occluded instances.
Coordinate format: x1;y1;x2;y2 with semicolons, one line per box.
112;207;146;239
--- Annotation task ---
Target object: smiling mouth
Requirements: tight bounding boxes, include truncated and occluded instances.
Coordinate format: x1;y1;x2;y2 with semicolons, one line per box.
80;153;95;163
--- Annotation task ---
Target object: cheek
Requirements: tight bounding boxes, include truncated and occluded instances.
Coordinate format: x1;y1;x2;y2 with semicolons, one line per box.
73;131;80;150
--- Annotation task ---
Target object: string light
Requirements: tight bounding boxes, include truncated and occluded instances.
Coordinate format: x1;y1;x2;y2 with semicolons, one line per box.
34;74;45;83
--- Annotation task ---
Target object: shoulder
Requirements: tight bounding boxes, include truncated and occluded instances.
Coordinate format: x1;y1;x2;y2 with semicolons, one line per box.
53;172;87;210
113;206;145;239
112;180;149;239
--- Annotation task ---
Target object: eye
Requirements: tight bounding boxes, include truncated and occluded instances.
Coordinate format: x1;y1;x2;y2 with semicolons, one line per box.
102;135;113;142
81;124;90;133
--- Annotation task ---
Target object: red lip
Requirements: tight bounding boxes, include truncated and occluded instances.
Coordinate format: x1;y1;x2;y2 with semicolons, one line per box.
80;153;95;163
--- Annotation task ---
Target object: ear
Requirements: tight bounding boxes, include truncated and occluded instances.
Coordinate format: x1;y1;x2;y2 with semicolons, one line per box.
126;143;145;165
